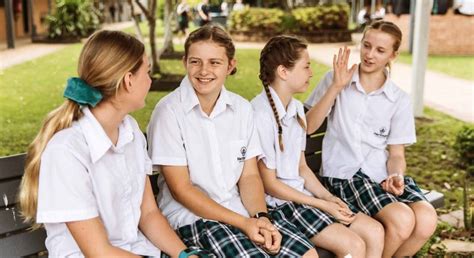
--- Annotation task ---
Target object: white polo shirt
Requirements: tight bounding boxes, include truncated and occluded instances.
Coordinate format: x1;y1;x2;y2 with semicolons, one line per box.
36;107;161;257
251;88;313;207
305;68;416;183
147;76;262;229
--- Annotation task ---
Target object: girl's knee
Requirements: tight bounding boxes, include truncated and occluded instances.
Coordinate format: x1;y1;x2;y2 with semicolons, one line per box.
365;219;385;242
302;248;319;258
380;204;416;240
413;203;438;239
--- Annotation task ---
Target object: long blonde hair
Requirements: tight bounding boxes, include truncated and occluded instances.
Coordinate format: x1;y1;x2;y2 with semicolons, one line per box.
18;30;145;227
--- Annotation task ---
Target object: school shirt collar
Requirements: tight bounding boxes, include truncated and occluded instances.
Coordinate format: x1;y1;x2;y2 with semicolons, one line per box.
268;87;304;124
79;107;134;163
180;75;235;116
351;65;396;102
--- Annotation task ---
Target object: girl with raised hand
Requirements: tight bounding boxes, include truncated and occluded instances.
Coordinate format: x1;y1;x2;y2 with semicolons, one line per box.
19;30;198;257
251;35;384;258
305;20;437;258
147;24;318;257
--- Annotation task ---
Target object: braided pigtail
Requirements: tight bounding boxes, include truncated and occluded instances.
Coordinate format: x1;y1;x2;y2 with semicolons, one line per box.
259;35;308;152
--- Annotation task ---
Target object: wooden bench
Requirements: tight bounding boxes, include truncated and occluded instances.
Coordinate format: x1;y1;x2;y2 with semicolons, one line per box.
0;116;444;257
0;153;47;257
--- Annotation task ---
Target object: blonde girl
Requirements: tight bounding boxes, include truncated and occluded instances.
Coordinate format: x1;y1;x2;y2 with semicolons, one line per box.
305;20;438;258
18;30;198;257
251;35;384;258
147;24;318;257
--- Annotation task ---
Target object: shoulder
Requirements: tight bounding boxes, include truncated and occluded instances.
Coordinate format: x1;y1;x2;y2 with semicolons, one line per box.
228;90;253;113
43;123;89;163
388;80;411;106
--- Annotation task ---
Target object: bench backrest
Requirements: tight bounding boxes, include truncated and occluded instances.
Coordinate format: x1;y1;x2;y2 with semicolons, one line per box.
0;153;47;257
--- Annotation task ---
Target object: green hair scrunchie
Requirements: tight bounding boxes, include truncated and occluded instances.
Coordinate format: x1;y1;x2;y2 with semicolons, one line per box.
63;77;103;107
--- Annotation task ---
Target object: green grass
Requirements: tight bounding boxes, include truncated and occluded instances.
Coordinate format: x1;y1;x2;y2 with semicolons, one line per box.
0;42;470;213
398;53;474;81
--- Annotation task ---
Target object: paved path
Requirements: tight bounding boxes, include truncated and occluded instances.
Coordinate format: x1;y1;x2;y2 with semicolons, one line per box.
0;22;134;70
1;24;472;123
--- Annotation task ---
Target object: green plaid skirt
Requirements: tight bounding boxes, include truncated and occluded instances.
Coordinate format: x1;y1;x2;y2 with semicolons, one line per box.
322;170;427;216
269;202;335;240
176;209;314;257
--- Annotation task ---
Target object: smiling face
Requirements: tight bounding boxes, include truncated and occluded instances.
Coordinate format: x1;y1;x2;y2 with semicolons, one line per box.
183;40;236;101
285;49;313;94
360;29;398;74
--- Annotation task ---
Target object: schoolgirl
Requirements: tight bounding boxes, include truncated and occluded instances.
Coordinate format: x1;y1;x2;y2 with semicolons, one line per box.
18;30;196;257
147;25;318;257
305;21;437;257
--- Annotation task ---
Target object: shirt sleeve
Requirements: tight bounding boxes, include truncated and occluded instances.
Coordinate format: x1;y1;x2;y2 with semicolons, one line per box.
36;146;98;223
254;110;277;169
387;94;417;145
147;104;187;166
244;107;263;161
304;71;334;108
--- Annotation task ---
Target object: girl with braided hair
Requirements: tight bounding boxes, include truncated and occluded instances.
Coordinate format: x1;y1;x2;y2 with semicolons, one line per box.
251;35;385;258
147;24;318;257
305;20;437;257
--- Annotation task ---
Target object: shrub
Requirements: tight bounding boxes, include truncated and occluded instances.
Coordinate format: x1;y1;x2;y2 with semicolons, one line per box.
228;8;285;33
229;4;350;34
46;0;101;39
454;125;474;168
291;4;350;32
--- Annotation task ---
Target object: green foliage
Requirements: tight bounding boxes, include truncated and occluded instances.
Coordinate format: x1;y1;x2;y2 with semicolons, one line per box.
454;125;474;168
228;8;285;33
229;4;350;33
290;4;349;32
46;0;101;39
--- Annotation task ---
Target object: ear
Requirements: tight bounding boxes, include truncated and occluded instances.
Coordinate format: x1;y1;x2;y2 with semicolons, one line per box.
227;58;237;75
123;71;134;93
276;64;288;80
390;50;399;62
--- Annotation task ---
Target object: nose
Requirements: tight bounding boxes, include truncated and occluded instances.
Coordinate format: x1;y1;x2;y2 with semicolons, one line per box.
366;48;375;58
199;62;211;75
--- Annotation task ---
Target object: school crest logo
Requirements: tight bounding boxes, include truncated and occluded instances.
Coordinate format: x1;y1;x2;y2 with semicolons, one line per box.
373;126;389;138
237;146;247;162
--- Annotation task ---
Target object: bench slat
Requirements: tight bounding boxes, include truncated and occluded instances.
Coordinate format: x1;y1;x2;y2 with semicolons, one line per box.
0;208;31;235
305;134;324;155
0;154;26;180
0;228;47;257
305;152;322;173
0;178;21;208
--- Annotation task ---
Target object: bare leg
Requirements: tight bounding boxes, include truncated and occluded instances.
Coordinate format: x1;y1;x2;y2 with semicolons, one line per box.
349;212;384;258
303;248;319;258
393;201;437;256
374;202;415;258
311;223;366;258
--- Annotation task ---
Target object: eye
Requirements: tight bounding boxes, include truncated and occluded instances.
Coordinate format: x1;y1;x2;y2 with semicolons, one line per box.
211;61;222;65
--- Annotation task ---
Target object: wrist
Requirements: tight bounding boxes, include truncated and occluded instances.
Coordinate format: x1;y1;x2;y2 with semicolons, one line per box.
253;212;274;224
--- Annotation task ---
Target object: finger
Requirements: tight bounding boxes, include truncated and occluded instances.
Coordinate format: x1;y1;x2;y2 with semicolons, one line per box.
349;64;357;76
271;230;282;251
252;232;265;245
344;47;351;65
260;228;272;250
333;54;337;69
337;48;343;64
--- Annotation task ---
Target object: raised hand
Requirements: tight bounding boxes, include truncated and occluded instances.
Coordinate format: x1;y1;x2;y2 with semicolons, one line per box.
332;46;357;92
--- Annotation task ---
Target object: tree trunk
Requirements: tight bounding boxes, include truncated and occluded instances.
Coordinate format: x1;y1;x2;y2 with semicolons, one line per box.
129;0;144;42
160;0;176;55
134;0;160;74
